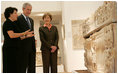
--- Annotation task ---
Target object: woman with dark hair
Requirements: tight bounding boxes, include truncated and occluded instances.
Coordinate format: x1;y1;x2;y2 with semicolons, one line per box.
39;13;59;73
2;7;33;73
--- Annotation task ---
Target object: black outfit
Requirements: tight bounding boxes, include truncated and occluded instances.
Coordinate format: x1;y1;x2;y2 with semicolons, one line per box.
2;19;21;73
39;25;59;73
16;14;36;73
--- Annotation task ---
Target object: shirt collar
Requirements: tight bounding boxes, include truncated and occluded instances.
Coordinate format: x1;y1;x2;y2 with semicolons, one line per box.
44;24;52;27
43;24;52;30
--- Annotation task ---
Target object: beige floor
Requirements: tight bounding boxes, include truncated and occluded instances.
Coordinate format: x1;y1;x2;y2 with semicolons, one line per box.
36;64;64;73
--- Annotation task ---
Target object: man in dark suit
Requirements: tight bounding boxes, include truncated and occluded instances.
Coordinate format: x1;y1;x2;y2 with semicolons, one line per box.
16;3;36;73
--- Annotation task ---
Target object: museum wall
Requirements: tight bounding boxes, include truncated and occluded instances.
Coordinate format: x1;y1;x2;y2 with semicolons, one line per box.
62;1;104;72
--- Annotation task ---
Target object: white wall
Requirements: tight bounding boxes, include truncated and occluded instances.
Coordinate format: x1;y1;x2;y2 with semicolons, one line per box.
62;1;104;72
1;1;62;13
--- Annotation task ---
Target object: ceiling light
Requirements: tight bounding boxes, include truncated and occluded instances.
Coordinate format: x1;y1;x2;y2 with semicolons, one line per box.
36;13;44;16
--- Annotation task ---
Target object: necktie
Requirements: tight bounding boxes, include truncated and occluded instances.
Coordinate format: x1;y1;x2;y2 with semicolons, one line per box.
26;17;31;29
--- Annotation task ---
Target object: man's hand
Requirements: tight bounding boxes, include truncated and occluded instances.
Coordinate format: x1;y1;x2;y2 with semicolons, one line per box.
27;31;34;35
24;29;30;35
26;33;35;38
25;31;34;38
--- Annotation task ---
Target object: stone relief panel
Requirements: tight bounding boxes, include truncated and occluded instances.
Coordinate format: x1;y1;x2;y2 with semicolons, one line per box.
94;1;117;26
82;16;95;36
72;20;85;49
36;52;42;66
82;1;117;36
84;24;115;73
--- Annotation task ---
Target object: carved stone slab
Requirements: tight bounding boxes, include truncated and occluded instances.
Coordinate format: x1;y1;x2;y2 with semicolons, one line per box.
83;1;117;37
84;24;115;73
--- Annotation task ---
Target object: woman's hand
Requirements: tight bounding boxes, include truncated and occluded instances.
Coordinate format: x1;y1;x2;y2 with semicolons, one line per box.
51;46;57;53
20;30;34;40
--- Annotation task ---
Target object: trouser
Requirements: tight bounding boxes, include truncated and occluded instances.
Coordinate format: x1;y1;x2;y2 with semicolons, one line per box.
42;49;58;73
16;50;36;73
2;47;18;73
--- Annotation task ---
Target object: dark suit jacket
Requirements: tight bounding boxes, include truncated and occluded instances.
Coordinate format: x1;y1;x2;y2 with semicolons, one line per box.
16;14;36;52
39;25;59;50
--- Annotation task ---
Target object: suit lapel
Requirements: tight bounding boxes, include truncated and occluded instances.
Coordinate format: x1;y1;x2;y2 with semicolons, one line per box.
20;14;33;31
20;15;30;30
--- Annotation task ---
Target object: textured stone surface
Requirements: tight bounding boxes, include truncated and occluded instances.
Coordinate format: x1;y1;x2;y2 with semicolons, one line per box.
36;52;42;66
84;23;116;73
83;2;117;72
112;23;117;73
94;1;117;26
83;1;117;36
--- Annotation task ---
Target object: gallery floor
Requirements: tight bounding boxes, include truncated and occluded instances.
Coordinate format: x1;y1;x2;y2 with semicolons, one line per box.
36;64;64;73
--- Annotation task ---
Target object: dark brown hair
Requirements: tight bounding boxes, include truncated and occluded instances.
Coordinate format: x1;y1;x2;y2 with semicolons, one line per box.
4;7;18;19
42;13;52;21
